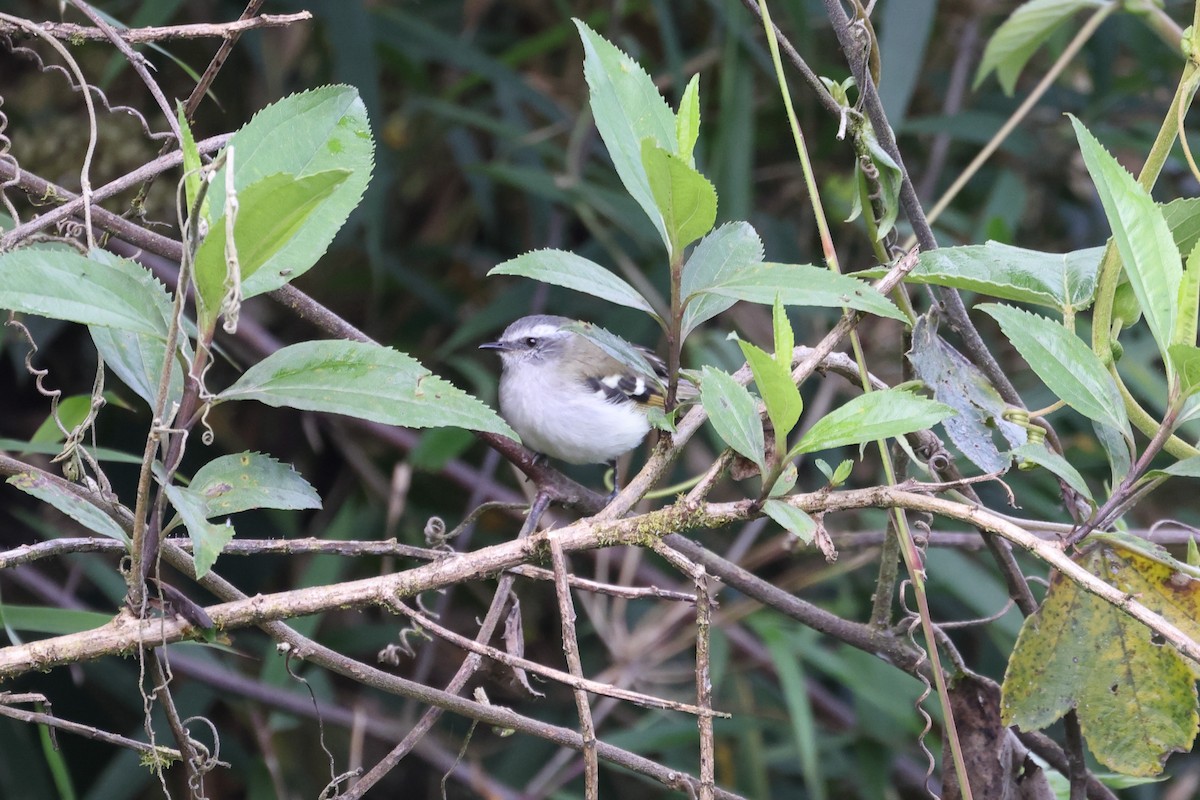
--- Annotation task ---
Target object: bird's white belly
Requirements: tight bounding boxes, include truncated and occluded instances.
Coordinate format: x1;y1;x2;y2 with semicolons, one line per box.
499;376;650;464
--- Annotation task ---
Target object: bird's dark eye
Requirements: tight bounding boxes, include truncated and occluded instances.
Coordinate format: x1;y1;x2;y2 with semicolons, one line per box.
524;337;538;347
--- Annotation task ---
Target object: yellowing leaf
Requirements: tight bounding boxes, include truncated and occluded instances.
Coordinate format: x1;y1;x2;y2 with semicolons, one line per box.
1002;539;1199;776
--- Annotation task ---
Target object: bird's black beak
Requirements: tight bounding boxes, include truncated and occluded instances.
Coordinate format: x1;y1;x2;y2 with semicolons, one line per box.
479;341;508;351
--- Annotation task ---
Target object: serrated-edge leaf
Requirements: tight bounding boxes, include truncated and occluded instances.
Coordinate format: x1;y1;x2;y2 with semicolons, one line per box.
680;221;765;338
194;170;350;326
163;483;233;578
1173;237;1200;347
1071;116;1181;359
861;242;1103;312
700;262;906;322
7;473;127;542
763;499;815;544
489;249;657;317
980;303;1128;433
772;294;794;371
976;0;1106;95
189;452;322;518
0;250;168;337
739;339;801;447
700;366;765;471
791;388;954;456
641;139;717;255
676;74;701;167
205;85;375;298
178;103;205;220
217;340;516;439
575;19;676;248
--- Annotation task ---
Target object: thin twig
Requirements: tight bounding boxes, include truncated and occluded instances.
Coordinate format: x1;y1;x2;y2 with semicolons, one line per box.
0;12;312;43
549;536;599;798
0;698;182;761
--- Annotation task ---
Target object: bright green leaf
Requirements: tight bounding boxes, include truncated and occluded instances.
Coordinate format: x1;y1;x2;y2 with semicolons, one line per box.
976;0;1106;95
7;472;127;542
700;366;765;472
847;124;902;239
489;249;657;317
1173;237;1200;347
792;388;953;456
0;250;168;337
772;295;794;371
189;452;322;518
698;262;906;323
680;222;765;338
217;340;516;439
163;483;234;578
193;170;350;329
676;74;701;167
30;396;95;445
575;19;676;248
979;303;1128;434
1168;344;1200;398
205;85;375;297
1071;116;1181;359
763;499;815;544
177;102;206;221
738;339;801;454
641;139;717;255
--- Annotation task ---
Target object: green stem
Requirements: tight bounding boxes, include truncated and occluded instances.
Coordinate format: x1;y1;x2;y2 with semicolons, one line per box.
759;4;973;796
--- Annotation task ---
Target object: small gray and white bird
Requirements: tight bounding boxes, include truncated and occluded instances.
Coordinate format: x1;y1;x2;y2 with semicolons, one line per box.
479;314;666;467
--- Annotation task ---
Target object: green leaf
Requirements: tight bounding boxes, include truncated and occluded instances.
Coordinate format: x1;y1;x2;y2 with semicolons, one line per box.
975;0;1106;95
0;250;168;337
979;303;1128;434
907;313;1027;473
217;340;516;439
6;473;127;542
489;249;657;317
177;102;206;221
0;605;113;636
84;248;187;409
680;221;765;339
91;325;185;412
1168;344;1200;398
641;139;717;255
1011;442;1094;503
676;74;701;167
1071;116;1181;359
193;170;350;329
163;483;234;578
772;294;794;371
1145;455;1200;480
862;242;1102;313
30;395;95;444
791;388;954;456
738;339;801;454
698;262;906;322
575;19;676;249
1173;237;1200;347
762;499;815;545
205;85;375;297
189;452;322;518
1162;196;1200;256
699;366;765;472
